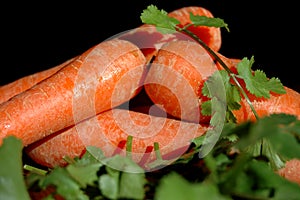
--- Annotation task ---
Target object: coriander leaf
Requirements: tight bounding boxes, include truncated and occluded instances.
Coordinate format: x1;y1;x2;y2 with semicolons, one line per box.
261;138;285;169
199;70;227;158
220;157;300;199
189;13;229;31
75;146;105;166
201;100;212;116
198;96;227;158
119;171;146;199
66;162;102;188
63;147;103;188
0;136;31;200
191;135;206;148
286;119;300;135
140;4;179;33
100;155;146;199
247;160;300;199
39;167;89;200
201;70;228;114
237;56;286;98
218;122;238;138
99;174;119;199
105;154;145;173
218;70;242;113
202;70;241;122
215;153;232;168
234;114;300;170
218;153;253;195
264;116;300;160
99;165;120;199
155;172;230;200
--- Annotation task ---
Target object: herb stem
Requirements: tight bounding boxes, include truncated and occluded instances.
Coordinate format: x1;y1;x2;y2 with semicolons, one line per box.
126;135;133;160
23;164;48;176
230;74;259;119
181;28;259;120
154;142;163;160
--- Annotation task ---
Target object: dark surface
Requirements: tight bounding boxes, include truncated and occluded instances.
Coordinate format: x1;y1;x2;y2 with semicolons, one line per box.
1;0;299;91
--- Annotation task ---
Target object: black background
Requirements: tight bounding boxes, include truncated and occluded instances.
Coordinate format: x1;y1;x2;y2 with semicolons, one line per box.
1;0;299;91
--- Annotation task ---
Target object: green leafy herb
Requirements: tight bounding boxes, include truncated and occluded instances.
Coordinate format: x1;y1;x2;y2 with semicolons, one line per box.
202;69;241;122
0;136;31;200
237;56;286;98
140;4;179;33
140;4;286;121
1;4;299;200
101;154;146;199
39;167;90;200
141;4;228;33
189;12;229;31
155;172;231;200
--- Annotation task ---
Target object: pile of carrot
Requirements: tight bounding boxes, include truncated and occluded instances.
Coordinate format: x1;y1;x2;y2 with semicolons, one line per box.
0;6;299;183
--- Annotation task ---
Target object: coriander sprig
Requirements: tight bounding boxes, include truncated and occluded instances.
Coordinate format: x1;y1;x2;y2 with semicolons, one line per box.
182;27;260;121
140;5;286;122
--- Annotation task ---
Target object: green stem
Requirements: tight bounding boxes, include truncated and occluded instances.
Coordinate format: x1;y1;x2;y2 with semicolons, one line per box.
230;74;259;120
126;135;133;160
181;28;259;120
154;142;163;160
63;155;76;164
23;164;48;176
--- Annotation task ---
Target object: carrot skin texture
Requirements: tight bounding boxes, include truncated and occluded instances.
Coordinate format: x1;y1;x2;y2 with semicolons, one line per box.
0;39;147;146
0;57;77;105
233;86;300;123
144;38;300;124
144;40;218;123
25;108;208;169
277;159;300;185
211;53;300;121
167;6;222;52
212;53;300;122
118;6;221;64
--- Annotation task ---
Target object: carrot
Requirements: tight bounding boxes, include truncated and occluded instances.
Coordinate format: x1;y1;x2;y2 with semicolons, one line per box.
144;37;300;125
0;39;147;147
214;51;241;72
167;6;222;52
117;24;191;64
25;108;208;170
118;6;221;64
118;24;162;64
213;54;300;122
232;86;300;123
277;159;300;185
144;39;218;123
0;56;77;105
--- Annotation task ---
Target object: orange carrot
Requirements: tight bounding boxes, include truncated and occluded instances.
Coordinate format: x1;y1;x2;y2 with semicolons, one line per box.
144;38;300;125
25;108;208;170
214;51;241;71
0;56;77;105
118;6;221;64
277;159;300;185
118;24;179;64
214;54;300;122
167;6;222;52
232;86;300;123
0;39;147;146
144;40;218;123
